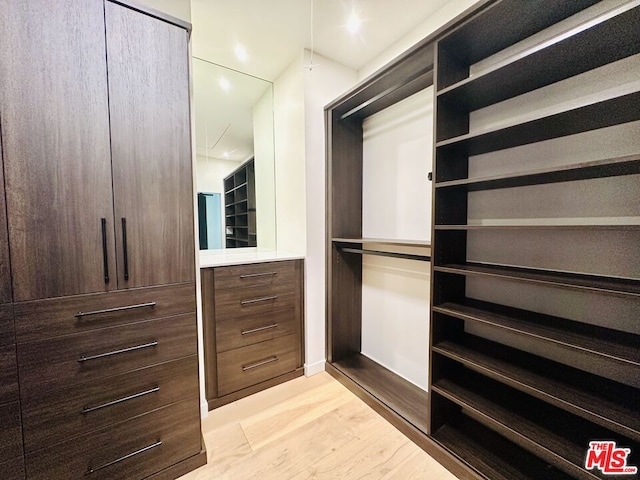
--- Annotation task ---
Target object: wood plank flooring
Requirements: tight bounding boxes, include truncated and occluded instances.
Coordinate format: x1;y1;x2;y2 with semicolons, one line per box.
179;372;459;480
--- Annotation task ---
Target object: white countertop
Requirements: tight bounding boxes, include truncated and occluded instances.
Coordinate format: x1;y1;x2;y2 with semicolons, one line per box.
199;249;304;268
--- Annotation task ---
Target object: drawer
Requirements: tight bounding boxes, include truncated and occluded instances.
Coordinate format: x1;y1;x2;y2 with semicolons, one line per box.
18;313;196;397
15;282;196;342
216;308;299;352
0;304;14;346
214;260;296;290
21;355;198;451
217;334;300;396
0;344;18;404
215;282;296;320
0;455;25;480
0;401;22;462
25;397;201;480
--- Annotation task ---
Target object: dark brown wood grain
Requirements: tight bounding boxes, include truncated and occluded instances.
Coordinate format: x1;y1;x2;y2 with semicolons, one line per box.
213;261;295;290
25;398;201;480
217;334;300;397
0;130;11;305
0;304;13;346
0;0;116;301
18;313;197;397
0;455;25;480
0;401;22;461
214;282;296;321
144;445;207;480
21;355;198;451
0;344;18;405
14;282;195;343
200;269;218;403
105;2;195;289
216;308;298;353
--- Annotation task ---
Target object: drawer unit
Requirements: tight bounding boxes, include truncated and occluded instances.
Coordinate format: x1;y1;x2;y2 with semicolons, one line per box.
217;334;300;396
14;283;196;342
0;401;23;462
216;308;297;352
0;455;25;480
202;259;304;408
214;282;296;320
21;355;198;451
214;261;295;290
25;398;201;480
18;313;196;396
0;344;18;404
0;304;14;346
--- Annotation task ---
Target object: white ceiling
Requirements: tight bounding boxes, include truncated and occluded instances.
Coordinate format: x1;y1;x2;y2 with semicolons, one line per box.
191;0;453;81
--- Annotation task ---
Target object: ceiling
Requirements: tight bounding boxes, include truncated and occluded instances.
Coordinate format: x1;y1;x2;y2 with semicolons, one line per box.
191;0;453;81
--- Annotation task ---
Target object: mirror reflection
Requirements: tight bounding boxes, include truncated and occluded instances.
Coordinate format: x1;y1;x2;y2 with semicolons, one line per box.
193;58;276;250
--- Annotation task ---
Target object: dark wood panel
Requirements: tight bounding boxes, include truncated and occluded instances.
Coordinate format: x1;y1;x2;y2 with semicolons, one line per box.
214;282;296;320
332;353;428;434
105;2;194;289
213;261;296;290
25;398;201;480
217;334;300;397
14;282;195;342
0;401;22;462
434;263;640;298
0;455;25;480
200;269;218;402
216;308;298;353
21;355;198;451
0;0;116;301
437;4;640;112
0;344;18;405
144;446;207;480
0;304;13;346
435;154;640;191
433;336;640;442
18;313;196;396
0;128;10;304
432;413;573;480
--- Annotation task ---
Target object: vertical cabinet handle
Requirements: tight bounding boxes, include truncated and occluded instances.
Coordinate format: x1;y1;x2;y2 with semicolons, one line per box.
121;218;129;281
101;218;109;283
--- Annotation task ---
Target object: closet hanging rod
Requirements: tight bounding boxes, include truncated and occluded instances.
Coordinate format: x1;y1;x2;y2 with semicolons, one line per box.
339;66;434;120
340;247;431;262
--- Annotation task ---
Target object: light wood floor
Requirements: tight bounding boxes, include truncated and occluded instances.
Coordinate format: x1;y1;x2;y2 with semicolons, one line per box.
179;372;459;480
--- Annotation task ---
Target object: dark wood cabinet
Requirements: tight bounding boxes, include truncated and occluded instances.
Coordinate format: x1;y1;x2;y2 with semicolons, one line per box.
202;260;304;409
0;1;203;479
106;3;194;289
0;0;116;302
224;159;257;248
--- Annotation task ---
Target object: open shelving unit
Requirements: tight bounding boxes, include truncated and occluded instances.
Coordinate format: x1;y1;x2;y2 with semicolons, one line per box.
327;1;640;479
223;158;256;248
430;0;640;478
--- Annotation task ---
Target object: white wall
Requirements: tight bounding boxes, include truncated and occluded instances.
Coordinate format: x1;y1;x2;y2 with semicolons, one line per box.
357;0;483;81
273;53;306;254
135;0;191;22
302;50;357;375
196;155;242;196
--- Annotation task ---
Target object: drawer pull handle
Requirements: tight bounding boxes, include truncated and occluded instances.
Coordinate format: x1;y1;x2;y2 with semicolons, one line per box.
78;341;158;363
243;355;278;371
82;386;160;414
241;323;279;335
75;302;157;318
85;440;162;475
241;295;278;305
240;272;278;279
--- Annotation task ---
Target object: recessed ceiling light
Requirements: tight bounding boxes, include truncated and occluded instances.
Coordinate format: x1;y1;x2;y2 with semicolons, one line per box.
346;11;361;34
234;44;248;62
223;151;229;158
219;77;231;92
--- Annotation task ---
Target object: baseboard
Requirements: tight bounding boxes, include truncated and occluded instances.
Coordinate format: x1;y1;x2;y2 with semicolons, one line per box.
304;359;326;376
200;399;209;418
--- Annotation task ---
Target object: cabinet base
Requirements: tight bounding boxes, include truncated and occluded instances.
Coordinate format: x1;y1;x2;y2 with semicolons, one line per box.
145;439;207;480
207;367;304;410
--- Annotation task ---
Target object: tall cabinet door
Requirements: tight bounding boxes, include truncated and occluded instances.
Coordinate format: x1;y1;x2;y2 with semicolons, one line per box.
0;0;117;301
0;117;11;304
105;1;195;289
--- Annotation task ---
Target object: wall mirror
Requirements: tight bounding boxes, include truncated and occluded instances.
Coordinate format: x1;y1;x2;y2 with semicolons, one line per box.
193;57;276;251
